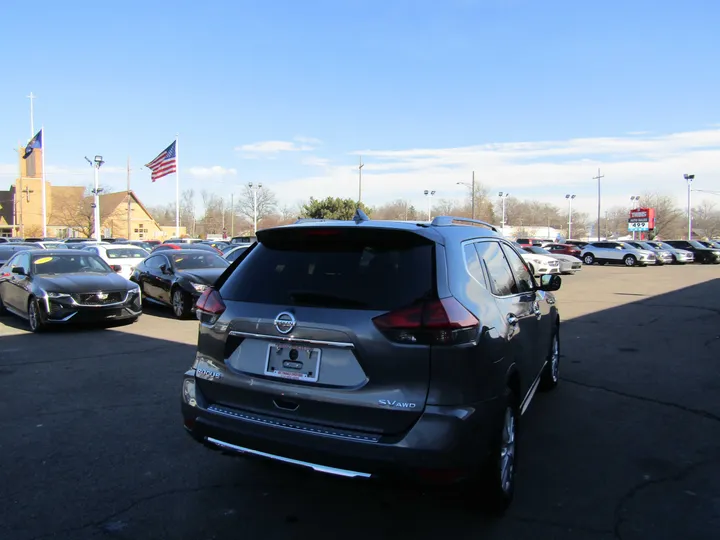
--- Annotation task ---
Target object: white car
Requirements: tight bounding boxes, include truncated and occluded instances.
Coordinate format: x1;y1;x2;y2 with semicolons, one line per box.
523;246;582;274
580;241;655;267
520;249;561;276
81;244;149;280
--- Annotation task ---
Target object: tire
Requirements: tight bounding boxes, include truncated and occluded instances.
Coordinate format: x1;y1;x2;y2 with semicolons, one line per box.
583;254;595;265
171;287;192;319
27;297;46;333
539;329;560;392
480;387;519;515
623;255;637;267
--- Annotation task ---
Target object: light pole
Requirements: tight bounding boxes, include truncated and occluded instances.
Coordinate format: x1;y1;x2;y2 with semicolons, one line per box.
423;190;436;220
565;194;576;239
684;174;694;240
248;182;262;234
456;171;476;219
86;155;104;241
630;195;640;239
498;192;509;236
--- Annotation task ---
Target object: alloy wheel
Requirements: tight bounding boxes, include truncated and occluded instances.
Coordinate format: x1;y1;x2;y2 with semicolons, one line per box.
28;301;39;332
625;256;636;267
172;290;185;317
499;407;516;494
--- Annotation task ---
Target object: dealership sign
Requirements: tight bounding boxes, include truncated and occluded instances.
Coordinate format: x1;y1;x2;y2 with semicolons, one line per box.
627;207;656;232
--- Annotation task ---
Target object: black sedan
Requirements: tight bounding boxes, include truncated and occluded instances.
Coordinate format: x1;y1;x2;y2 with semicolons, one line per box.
0;250;142;332
664;240;720;264
130;249;229;319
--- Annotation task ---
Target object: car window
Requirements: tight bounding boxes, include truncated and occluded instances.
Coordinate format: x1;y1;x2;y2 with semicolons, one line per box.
13;252;31;272
31;254;111;274
172;253;229;270
474;241;516;297
220;229;434;311
106;248;148;259
144;255;164;269
500;244;534;293
463;242;487;288
226;246;249;263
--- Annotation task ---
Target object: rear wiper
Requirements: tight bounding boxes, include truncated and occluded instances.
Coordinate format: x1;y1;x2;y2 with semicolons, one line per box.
288;291;368;308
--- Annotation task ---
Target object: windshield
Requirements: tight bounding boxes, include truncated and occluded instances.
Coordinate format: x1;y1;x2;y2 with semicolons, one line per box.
106;248;148;259
688;240;707;249
32;254;113;275
172;253;229;270
524;246;552;256
43;242;68;249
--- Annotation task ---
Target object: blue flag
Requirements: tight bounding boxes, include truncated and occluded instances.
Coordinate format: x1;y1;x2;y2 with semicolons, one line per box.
23;129;42;159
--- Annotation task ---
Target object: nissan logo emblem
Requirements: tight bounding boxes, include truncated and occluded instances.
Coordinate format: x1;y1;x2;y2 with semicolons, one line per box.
274;311;296;334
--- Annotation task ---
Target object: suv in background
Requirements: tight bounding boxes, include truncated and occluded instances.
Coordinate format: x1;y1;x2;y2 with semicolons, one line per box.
580;241;655;267
664;240;720;264
624;241;673;265
182;212;562;513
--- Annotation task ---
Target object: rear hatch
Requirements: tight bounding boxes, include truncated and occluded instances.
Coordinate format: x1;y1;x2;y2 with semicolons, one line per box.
104;247;148;278
195;226;439;436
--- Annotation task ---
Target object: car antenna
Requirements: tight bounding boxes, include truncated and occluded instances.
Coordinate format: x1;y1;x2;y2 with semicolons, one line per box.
353;208;370;224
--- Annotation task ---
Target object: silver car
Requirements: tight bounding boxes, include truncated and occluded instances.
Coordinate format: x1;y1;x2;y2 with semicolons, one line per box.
580;241;655;267
645;241;694;264
624;241;673;265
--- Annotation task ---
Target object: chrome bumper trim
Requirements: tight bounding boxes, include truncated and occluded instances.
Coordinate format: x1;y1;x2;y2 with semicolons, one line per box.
205;437;372;478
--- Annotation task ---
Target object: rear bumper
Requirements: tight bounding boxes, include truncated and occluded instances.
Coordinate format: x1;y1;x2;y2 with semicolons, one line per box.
181;377;503;480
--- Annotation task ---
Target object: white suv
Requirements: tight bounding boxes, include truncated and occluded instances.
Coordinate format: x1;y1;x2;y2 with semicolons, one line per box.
580;241;655;267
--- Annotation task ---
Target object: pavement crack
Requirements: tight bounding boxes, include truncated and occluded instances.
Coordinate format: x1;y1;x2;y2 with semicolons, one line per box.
561;378;720;423
613;457;720;540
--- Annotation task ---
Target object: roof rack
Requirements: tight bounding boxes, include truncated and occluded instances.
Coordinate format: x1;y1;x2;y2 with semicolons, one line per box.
430;216;499;232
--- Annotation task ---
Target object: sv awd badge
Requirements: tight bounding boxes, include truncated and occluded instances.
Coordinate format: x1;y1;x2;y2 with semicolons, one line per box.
378;399;417;409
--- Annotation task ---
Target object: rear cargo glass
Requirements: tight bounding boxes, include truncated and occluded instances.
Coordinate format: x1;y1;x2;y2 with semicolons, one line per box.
220;229;435;311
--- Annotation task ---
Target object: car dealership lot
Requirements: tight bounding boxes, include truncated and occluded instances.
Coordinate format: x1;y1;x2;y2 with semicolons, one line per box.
1;266;719;540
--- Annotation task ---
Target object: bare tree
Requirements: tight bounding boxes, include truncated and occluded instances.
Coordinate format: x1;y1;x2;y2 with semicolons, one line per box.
639;192;684;239
50;187;118;238
236;185;278;227
693;200;720;239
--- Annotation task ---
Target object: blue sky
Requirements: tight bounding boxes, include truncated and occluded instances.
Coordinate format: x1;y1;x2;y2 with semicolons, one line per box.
1;0;718;216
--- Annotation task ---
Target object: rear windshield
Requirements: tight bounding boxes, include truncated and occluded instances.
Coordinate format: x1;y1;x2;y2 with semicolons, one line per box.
106;248;148;259
172;253;229;269
220;229;435;311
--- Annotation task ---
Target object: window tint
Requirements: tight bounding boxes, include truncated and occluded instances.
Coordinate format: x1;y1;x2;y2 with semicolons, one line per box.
226;246;249;263
463;242;486;287
31;254;110;275
475;241;515;296
144;256;164;269
172;253;228;269
501;244;534;293
14;253;31;272
220;230;434;311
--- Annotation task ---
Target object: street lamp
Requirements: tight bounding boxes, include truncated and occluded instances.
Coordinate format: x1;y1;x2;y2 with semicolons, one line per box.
423;190;436;220
248;182;263;234
684;174;695;240
85;155;105;241
498;192;510;236
456;171;476;219
565;194;576;239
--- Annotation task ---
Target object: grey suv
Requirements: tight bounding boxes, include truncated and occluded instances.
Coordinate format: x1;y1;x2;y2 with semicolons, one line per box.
181;212;562;513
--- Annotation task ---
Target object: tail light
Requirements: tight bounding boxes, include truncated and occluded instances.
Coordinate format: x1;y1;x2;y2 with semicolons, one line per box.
195;288;226;324
372;297;479;345
111;264;122;272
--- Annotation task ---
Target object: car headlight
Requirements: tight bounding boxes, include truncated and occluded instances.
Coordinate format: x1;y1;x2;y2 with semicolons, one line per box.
191;283;208;293
548;260;559;266
46;291;71;298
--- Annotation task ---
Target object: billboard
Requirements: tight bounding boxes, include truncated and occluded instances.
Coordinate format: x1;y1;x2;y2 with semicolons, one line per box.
627;207;656;232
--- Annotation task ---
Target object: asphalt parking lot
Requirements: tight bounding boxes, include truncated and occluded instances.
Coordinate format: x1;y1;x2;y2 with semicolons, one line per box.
1;265;719;540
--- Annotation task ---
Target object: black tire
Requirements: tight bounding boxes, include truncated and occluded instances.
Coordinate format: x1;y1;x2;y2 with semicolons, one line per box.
475;387;519;516
623;255;637;267
27;297;46;333
583;253;595;265
171;287;192;319
539;329;560;392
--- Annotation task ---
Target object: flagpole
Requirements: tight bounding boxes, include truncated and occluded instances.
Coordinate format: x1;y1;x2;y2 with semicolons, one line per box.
175;134;180;237
41;126;47;237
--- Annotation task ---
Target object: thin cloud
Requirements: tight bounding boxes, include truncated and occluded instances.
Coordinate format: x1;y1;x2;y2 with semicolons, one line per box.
187;166;237;178
235;136;321;157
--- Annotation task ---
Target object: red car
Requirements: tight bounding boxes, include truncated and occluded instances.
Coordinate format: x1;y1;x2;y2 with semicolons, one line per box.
151;243;222;255
543;243;582;258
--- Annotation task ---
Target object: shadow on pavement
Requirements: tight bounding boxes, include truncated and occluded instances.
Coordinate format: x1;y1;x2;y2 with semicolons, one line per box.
0;279;718;540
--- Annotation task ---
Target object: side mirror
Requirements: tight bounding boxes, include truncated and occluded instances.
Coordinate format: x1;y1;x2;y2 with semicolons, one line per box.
538;274;561;292
11;267;26;276
159;264;171;274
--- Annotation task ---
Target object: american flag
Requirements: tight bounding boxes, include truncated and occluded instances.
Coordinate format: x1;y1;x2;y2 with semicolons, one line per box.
145;140;177;182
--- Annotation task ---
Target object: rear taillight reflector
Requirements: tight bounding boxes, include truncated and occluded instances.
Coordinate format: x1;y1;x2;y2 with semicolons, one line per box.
195;288;226;315
372;297;479;345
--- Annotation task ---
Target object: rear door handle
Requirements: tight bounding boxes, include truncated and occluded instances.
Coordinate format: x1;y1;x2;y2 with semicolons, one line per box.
506;314;519;326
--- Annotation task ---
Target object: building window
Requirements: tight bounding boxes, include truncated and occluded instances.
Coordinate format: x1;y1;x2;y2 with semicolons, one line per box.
134;228;139;233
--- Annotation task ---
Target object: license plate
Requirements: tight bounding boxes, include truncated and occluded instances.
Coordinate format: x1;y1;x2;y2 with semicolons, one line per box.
264;343;321;383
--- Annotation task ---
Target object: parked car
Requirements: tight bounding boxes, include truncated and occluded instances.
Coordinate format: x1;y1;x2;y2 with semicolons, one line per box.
543;243;582;258
643;241;694;264
220;243;243;254
0;250;142;332
230;235;256;244
101;237;128;244
163;238;203;245
223;245;251;263
663;240;720;264
0;244;36;266
201;241;230;251
697;240;720;250
81;245;150;280
182;213;562;513
514;237;549;247
524;246;581;274
564;240;589;248
151;243;220;254
624;241;673;265
18;241;69;250
519;246;561;276
131;249;230;318
126;240;155;251
580;241;655;267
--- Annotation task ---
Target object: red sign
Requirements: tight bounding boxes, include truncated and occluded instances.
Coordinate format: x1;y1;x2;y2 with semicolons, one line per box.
628;207;656;229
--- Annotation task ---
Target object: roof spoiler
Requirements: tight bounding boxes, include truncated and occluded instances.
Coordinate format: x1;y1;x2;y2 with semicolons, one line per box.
430;216;499;232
